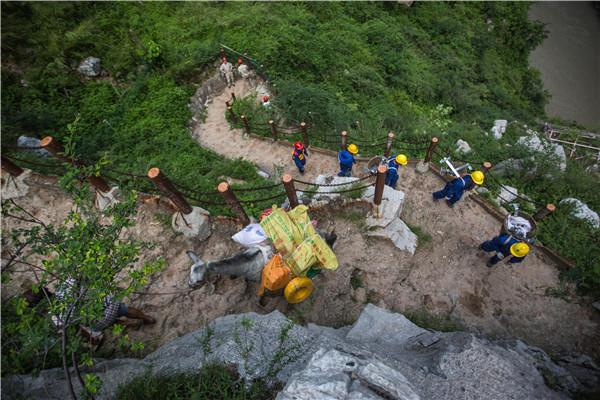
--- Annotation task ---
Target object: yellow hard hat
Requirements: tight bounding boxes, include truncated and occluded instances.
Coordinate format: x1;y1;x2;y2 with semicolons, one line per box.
347;144;358;154
395;154;407;165
471;171;484;185
510;243;529;257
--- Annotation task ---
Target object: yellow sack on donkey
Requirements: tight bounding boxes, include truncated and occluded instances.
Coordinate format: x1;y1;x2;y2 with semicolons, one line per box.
286;234;338;277
260;205;315;258
257;253;295;297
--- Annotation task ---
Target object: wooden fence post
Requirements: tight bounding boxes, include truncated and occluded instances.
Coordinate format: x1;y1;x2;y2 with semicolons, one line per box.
220;48;226;59
129;29;147;56
260;64;267;81
480;162;492;174
218;182;250;226
241;115;251;135
148;168;193;215
40;136;111;193
269;120;278;142
227;106;237;124
373;165;387;207
225;100;230;107
272;83;278;97
244;53;252;70
533;204;556;222
282;174;299;209
231;91;236;101
424;137;438;164
1;155;24;177
341;131;347;151
301;122;309;147
384;133;394;158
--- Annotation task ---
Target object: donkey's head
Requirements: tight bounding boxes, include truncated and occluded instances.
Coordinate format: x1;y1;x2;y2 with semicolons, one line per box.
187;251;207;288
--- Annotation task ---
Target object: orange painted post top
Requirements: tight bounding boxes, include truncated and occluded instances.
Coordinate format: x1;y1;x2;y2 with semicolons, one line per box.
341;131;347;151
218;182;250;226
533;204;556;222
282;174;299;209
480;162;492;175
148;168;193;214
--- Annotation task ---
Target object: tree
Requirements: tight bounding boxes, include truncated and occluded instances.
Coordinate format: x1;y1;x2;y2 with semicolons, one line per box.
1;125;163;399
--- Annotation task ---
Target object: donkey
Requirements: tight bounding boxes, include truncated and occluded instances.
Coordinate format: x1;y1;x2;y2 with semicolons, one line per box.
187;230;337;288
187;246;270;287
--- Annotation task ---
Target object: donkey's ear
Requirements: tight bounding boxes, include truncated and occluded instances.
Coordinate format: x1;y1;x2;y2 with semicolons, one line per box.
187;251;200;264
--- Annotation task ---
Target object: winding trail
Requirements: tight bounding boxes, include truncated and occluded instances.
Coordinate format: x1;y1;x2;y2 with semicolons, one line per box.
190;77;349;182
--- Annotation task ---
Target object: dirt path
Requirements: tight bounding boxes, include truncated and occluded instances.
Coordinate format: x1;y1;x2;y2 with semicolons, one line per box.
2;75;598;363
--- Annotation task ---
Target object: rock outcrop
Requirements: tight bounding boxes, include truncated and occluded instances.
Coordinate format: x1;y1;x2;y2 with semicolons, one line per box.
3;304;587;400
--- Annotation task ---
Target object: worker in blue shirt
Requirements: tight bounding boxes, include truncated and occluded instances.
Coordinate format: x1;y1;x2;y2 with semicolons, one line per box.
385;154;407;188
479;234;530;268
293;142;308;174
433;170;484;208
338;144;358;177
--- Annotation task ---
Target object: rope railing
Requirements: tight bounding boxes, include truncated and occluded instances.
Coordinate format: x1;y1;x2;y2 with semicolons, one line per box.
296;181;375;195
294;174;374;186
238;192;287;205
2;154;63;169
1;143;44;150
484;172;546;207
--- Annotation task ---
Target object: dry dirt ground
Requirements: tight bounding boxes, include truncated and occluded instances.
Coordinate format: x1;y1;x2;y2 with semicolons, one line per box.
2;75;599;363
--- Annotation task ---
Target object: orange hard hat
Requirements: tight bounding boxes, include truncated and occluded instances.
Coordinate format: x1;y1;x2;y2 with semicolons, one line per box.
263;96;268;102
295;142;304;150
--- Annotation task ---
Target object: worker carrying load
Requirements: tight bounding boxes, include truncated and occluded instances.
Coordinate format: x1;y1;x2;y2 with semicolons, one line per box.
293;142;308;174
338;144;358;177
385;154;407;189
433;170;484;208
479;234;530;268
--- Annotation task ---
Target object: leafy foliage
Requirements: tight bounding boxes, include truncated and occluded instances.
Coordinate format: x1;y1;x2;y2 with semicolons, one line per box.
1;127;163;396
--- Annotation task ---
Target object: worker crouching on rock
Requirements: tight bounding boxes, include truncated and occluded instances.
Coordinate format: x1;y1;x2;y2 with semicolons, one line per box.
480;235;530;268
293;141;308;174
433;170;484;208
385;154;407;189
338;144;358;177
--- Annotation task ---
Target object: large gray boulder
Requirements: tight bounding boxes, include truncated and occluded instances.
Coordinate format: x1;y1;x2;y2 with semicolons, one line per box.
517;133;567;172
559;198;600;228
4;304;589;400
77;56;102;77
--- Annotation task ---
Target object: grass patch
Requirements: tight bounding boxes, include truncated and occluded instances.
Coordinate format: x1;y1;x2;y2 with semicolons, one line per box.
154;213;172;229
337;212;364;221
406;223;432;247
115;364;280;399
350;275;363;290
403;308;465;333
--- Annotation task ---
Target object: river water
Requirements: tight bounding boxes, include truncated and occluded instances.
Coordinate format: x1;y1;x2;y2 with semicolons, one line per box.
528;1;600;127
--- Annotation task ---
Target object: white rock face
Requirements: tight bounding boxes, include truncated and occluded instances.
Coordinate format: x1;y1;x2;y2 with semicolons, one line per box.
363;185;405;227
559;198;600;228
369;218;418;255
257;170;269;180
456;139;471;153
0;169;31;199
77;56;101;76
517;134;567;172
496;185;518;204
491;120;507;139
312;174;359;201
172;206;211;240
